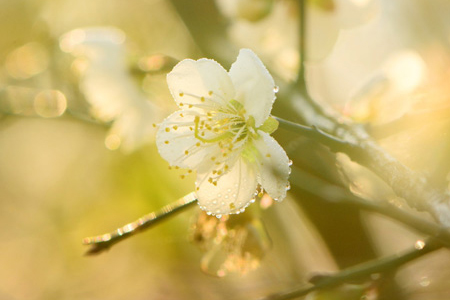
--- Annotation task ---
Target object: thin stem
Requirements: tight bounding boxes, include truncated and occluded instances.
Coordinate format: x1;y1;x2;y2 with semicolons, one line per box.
83;192;198;255
275;116;359;154
262;238;441;300
296;0;307;92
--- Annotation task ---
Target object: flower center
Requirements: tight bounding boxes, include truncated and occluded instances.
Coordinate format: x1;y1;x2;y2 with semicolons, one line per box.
194;99;255;152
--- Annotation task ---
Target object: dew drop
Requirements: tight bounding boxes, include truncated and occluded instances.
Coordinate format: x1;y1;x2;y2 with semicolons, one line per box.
273;86;279;93
286;183;291;191
288;160;293;166
250;199;255;203
206;211;212;215
215;214;222;219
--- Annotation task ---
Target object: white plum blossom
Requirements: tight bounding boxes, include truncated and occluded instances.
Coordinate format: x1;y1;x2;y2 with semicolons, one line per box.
156;49;290;216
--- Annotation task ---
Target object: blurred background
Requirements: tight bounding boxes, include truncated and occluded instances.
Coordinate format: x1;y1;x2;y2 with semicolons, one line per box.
1;0;450;299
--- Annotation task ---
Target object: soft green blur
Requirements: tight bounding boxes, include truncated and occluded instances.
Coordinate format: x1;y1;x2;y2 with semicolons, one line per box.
2;0;450;299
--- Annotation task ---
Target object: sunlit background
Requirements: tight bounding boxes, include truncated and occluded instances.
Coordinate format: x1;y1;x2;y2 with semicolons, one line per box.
1;0;450;299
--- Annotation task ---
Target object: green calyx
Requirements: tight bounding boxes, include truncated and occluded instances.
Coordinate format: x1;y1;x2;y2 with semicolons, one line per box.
258;117;279;134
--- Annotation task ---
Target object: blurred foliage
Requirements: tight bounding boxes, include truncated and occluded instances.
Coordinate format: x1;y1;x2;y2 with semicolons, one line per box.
1;0;450;300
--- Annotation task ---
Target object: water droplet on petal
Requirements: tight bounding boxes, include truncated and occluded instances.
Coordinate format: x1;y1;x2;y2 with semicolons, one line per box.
288;160;293;166
250;199;255;203
286;183;291;191
273;86;279;93
206;211;212;215
215;214;222;219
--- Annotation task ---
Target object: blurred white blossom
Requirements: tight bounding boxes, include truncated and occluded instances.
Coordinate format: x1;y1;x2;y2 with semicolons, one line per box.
59;27;163;152
156;49;290;216
223;0;379;81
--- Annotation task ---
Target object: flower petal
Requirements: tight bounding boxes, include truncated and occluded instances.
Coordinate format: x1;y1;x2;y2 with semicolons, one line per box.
156;110;219;169
229;49;276;127
196;157;258;215
167;58;235;111
253;131;290;201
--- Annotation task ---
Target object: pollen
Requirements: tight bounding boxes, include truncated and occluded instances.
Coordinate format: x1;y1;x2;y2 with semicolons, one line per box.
208;91;213;96
188;169;192;173
179;103;184;106
180;113;184;117
211;156;216;161
179;92;184;97
266;153;271;158
164;140;169;144
185;150;189;155
173;125;178;130
189;105;193;108
196;142;201;147
152;123;157;127
180;175;185;179
165;127;170;132
229;203;236;210
201;96;205;102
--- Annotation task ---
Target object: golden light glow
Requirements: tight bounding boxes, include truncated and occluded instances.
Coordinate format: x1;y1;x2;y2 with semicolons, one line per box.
5;43;48;79
34;90;67;118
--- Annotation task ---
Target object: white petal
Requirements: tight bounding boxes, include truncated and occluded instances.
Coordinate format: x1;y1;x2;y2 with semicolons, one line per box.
229;49;276;127
167;58;235;111
196;157;258;215
253;131;290;201
156;110;219;169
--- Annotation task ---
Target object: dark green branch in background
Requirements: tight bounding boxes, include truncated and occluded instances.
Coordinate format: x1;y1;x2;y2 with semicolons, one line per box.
262;237;440;300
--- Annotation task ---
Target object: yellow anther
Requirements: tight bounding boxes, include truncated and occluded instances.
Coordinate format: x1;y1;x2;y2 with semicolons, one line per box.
179;92;184;97
180;113;184;117
173;125;178;130
208;91;213;96
165;128;170;132
180;175;185;179
164;140;169;144
185;150;189;155
201;97;205;102
196;142;201;147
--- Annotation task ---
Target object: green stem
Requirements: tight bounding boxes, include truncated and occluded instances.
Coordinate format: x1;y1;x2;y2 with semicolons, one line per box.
275;116;359;154
296;0;307;93
263;238;441;300
83;192;198;255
